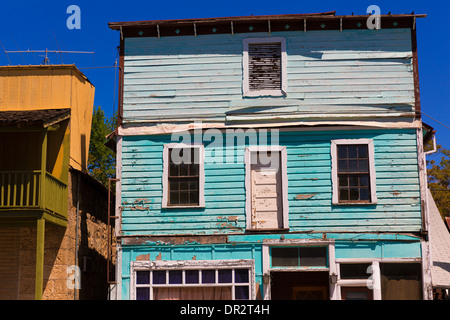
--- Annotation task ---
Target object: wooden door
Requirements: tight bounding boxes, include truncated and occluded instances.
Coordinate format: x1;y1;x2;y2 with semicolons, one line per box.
250;151;282;229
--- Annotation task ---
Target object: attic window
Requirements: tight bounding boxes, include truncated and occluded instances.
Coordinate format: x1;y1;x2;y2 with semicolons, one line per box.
243;38;287;97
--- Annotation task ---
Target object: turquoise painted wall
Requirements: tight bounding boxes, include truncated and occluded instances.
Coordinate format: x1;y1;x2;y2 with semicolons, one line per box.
120;238;422;299
122;28;414;123
120;128;421;236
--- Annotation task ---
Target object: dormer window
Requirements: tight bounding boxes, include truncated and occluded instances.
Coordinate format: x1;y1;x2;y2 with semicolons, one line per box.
242;38;287;97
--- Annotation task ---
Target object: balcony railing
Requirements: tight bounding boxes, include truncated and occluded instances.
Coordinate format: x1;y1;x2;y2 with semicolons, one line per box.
0;170;67;218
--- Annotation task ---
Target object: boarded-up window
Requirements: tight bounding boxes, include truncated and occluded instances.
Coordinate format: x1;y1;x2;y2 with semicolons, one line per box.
243;37;286;96
248;43;282;91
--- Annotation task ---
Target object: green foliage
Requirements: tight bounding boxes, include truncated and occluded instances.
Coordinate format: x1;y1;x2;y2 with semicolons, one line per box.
426;141;450;218
88;106;117;188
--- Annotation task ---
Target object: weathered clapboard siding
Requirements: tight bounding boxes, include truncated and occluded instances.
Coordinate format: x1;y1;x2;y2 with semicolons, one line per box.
122;28;414;122
120;128;421;235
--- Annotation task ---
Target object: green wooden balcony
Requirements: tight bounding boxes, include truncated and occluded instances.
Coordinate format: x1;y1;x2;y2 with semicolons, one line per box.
0;170;67;219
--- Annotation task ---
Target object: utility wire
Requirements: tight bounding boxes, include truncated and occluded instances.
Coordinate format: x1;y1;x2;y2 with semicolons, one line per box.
420;110;450;130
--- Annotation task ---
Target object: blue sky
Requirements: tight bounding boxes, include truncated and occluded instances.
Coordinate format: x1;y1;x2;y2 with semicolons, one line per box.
0;0;449;158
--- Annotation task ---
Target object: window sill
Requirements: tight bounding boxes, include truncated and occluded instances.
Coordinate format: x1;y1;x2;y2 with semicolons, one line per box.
243;90;286;98
245;228;289;233
162;205;206;209
332;201;377;206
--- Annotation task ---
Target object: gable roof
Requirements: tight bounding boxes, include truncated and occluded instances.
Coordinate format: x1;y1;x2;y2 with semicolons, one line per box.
428;189;450;289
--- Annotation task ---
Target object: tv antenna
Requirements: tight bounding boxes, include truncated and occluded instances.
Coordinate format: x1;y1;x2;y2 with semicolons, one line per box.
4;48;94;65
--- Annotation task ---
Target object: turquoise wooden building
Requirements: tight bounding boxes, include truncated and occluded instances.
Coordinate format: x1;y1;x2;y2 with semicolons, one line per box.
108;11;436;300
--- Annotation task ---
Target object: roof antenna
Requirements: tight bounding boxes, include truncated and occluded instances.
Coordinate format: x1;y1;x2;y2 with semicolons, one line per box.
4;48;94;65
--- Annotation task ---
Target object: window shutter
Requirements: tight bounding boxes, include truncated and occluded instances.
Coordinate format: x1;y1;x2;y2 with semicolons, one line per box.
248;43;282;91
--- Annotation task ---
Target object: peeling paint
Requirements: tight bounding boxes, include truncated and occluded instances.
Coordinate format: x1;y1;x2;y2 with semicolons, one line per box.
136;254;150;261
295;194;316;200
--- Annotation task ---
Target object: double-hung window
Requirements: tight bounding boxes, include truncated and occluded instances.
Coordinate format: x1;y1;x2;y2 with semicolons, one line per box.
331;139;377;204
162;144;205;208
243;37;287;97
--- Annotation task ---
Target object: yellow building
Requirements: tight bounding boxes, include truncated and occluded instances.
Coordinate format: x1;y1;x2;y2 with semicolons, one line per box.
0;65;111;300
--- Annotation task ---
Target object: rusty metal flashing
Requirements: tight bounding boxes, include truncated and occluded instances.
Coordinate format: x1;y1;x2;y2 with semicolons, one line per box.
120;234;229;246
411;27;422;119
117;37;124;126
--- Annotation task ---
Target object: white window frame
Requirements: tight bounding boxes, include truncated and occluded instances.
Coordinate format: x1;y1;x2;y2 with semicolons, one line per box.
130;259;255;300
242;37;287;97
261;239;336;300
162;143;205;208
334;258;422;300
244;146;289;230
330;139;377;205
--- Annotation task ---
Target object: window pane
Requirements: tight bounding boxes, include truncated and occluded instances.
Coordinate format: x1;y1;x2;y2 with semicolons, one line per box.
360;188;370;201
360;175;369;187
348;160;358;172
170;192;179;205
180;163;189;176
358;159;368;172
169;270;182;284
136;287;150;300
380;263;422;300
349;188;359;200
340;263;372;279
358;145;368;158
349;175;359;186
218;269;232;283
185;270;199;284
189;180;199;190
272;247;299;267
170;180;179;191
348;146;358;158
190;164;199;176
235;269;249;283
235;286;250;300
338;160;348;172
190;191;199;204
338;146;347;158
169;163;178;176
339;175;349;187
136;271;150;284
339;189;349;201
202;270;216;284
179;191;189;204
179;181;189;190
299;247;327;267
153;270;166;284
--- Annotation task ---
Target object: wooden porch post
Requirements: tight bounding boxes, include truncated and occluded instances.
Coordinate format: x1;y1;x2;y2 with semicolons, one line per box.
35;216;45;300
35;129;48;300
39;129;47;210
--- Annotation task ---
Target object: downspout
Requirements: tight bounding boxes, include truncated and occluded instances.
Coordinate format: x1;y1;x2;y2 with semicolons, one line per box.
74;171;80;300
